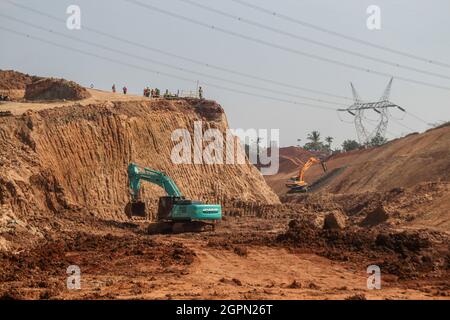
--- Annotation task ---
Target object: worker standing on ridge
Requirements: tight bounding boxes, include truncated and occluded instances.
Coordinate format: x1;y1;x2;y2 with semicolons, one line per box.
112;84;116;93
151;89;155;98
123;86;128;95
198;86;203;100
155;88;160;98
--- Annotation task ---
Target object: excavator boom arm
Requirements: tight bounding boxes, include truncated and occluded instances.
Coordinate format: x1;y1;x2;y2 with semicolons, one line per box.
128;163;183;200
298;157;321;182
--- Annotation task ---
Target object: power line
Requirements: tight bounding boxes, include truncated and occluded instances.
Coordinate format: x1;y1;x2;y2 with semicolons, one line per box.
122;0;450;92
6;0;442;125
0;26;419;140
231;0;450;70
4;0;351;102
177;0;450;81
0;25;339;112
0;13;344;108
406;111;432;126
2;1;434;133
390;117;416;132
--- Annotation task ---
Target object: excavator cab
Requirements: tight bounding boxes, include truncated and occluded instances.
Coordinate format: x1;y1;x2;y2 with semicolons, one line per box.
157;196;185;220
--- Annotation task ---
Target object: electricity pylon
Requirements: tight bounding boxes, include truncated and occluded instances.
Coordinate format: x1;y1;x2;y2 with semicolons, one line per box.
337;77;405;144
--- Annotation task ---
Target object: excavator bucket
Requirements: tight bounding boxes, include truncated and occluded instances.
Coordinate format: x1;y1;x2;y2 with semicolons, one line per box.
125;201;146;218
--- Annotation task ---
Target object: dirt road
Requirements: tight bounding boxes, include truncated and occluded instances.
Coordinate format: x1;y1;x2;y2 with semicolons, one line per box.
0;89;150;115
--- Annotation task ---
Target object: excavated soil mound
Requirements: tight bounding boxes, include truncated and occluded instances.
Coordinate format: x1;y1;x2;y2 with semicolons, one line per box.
0;70;41;100
360;205;390;227
0;70;40;90
186;98;225;121
323;210;346;230
275;218;449;280
24;78;90;101
283;182;450;231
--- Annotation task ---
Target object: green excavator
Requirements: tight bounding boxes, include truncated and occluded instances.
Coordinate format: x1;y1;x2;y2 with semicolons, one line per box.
125;163;222;233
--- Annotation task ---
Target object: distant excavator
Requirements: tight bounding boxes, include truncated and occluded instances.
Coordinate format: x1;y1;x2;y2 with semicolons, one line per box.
125;163;222;233
286;157;328;193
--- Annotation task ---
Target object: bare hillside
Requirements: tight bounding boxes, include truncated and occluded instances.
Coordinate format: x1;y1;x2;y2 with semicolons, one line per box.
266;126;450;195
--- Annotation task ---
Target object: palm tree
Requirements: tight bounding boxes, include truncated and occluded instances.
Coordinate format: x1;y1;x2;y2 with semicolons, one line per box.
307;131;321;144
304;131;323;151
325;136;334;149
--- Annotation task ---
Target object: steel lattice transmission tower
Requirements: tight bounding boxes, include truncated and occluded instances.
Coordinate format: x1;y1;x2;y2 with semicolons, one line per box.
338;77;405;144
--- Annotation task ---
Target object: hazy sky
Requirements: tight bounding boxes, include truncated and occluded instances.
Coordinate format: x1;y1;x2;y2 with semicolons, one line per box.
1;0;449;147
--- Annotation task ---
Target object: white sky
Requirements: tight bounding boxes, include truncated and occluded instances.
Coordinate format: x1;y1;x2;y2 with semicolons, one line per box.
1;0;449;147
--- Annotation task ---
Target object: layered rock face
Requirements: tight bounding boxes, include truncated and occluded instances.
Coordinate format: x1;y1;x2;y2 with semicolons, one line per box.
0;98;279;223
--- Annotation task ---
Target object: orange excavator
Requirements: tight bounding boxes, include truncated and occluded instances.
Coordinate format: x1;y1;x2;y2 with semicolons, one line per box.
286;157;327;193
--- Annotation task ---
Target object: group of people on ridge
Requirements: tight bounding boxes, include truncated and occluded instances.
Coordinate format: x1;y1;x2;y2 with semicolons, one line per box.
111;84;127;94
143;87;161;98
111;84;204;100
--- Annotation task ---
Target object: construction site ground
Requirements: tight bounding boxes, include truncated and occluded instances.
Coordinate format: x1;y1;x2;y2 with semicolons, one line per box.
0;71;448;300
1;208;449;300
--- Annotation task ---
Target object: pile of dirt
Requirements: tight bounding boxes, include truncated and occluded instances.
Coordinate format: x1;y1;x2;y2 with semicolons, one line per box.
0;70;41;100
24;78;91;101
275;218;449;280
188;98;225;121
323;210;346;230
283;182;450;231
360;205;390;227
0;70;40;90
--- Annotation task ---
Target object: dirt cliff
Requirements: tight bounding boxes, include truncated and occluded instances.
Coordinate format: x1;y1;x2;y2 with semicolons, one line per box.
0;97;278;250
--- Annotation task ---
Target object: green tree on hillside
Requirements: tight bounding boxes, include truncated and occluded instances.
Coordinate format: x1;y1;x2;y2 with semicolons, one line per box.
303;131;326;151
307;131;321;144
325;136;334;150
368;133;387;147
342;139;360;152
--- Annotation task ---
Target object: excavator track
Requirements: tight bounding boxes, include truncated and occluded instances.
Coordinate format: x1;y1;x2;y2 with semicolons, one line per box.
147;221;215;235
